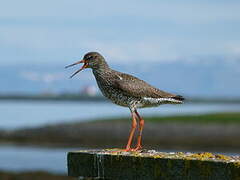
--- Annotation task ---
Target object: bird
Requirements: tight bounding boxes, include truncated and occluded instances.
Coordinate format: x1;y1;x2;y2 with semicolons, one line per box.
65;52;184;151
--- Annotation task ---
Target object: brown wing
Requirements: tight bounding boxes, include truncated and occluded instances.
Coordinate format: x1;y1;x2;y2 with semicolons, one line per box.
113;72;176;98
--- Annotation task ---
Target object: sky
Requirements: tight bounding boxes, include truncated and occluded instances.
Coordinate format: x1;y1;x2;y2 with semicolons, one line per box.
1;1;240;97
1;0;240;65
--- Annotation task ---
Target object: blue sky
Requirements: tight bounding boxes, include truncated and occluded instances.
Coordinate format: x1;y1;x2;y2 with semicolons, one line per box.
1;0;240;65
1;1;240;96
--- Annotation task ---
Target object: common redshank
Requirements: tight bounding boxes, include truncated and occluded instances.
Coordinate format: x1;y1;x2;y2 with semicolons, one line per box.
65;52;184;151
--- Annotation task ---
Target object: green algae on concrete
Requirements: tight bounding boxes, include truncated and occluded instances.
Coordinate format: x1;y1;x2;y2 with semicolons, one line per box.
67;149;240;180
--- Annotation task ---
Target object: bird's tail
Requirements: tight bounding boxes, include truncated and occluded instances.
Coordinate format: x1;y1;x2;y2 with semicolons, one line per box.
173;95;185;101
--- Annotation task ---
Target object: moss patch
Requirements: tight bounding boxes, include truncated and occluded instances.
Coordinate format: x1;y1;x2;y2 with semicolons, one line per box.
94;112;240;124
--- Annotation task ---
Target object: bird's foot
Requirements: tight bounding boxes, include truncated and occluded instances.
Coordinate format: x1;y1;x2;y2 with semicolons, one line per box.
132;145;142;151
108;148;136;154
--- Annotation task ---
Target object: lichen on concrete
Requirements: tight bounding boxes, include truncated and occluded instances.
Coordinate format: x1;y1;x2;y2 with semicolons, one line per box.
68;149;240;180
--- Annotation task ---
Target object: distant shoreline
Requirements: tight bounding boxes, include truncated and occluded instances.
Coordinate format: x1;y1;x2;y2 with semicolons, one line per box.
1;112;240;153
0;94;106;102
1;94;240;104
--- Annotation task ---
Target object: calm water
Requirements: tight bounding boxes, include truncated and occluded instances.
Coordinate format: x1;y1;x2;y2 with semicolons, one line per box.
0;101;240;173
0;144;76;173
1;100;240;129
0;144;238;173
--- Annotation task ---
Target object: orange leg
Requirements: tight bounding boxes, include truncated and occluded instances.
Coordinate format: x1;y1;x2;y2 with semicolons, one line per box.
133;110;144;151
125;111;137;151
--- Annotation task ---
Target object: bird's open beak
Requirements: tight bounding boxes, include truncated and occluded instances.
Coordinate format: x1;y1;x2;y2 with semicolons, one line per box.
65;59;89;78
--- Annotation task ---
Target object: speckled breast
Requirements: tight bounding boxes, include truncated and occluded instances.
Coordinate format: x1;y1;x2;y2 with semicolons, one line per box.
99;84;133;107
93;70;141;108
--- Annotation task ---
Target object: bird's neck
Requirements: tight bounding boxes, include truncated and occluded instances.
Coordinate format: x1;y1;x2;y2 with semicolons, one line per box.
92;59;109;70
92;64;111;75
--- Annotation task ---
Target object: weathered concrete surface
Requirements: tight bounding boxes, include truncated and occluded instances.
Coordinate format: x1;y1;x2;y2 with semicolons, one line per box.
67;149;240;180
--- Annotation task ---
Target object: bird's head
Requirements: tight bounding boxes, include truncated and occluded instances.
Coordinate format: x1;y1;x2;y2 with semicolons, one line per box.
65;52;108;78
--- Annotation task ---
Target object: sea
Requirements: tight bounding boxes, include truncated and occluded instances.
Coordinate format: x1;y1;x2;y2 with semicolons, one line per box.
0;100;240;173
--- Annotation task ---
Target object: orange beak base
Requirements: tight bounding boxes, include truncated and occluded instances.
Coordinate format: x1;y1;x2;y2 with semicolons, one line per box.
65;60;89;78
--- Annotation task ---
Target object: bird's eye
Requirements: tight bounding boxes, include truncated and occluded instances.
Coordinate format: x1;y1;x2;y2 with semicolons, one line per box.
87;56;92;60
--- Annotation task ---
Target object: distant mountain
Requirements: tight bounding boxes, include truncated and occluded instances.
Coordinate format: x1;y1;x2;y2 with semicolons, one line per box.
1;59;240;97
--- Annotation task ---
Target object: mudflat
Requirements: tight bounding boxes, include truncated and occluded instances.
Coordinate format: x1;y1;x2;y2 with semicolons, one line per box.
0;113;239;152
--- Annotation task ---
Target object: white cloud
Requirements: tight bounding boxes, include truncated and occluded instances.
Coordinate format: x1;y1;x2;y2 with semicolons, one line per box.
226;44;240;55
20;71;64;83
1;0;240;65
82;40;181;62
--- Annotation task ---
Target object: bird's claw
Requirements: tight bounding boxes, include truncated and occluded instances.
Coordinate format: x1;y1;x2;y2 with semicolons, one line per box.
132;145;142;151
109;146;143;154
